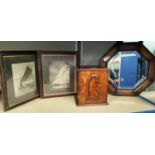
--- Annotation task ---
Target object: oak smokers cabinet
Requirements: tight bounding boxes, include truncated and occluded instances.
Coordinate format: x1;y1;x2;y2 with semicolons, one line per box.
76;68;108;105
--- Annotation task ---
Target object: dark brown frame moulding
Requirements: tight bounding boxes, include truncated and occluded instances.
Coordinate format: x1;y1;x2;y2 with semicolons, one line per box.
100;42;155;96
0;51;39;111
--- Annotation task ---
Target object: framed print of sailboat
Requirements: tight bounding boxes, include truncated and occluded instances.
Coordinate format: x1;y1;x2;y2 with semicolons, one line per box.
38;51;78;98
0;51;39;111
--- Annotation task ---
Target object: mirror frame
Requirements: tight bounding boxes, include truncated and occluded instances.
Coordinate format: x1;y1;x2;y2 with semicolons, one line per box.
100;42;155;96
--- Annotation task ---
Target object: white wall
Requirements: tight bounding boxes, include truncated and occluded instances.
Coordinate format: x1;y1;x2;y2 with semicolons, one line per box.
143;41;155;55
143;41;155;91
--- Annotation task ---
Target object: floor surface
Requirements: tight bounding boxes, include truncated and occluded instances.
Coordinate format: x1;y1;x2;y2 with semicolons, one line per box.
0;95;155;113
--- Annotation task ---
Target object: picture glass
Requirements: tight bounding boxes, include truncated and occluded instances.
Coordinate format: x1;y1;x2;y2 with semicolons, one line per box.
3;55;39;106
12;62;36;98
42;54;76;96
108;51;148;89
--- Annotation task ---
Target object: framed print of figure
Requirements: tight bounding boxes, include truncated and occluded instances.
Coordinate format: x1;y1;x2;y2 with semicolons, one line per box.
0;51;39;111
38;51;78;98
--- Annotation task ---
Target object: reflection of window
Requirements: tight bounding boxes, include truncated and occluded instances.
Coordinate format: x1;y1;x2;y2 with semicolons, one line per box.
108;54;120;85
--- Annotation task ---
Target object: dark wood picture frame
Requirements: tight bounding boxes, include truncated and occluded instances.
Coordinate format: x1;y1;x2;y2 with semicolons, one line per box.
0;51;39;111
38;51;79;98
100;42;155;96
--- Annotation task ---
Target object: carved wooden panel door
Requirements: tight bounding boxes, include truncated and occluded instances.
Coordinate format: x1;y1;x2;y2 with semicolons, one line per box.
76;68;108;105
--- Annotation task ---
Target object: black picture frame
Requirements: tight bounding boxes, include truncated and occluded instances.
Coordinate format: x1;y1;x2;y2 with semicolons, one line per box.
0;51;39;111
38;51;79;98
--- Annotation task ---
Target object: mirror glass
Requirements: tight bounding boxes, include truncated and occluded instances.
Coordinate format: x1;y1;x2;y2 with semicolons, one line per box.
108;51;148;89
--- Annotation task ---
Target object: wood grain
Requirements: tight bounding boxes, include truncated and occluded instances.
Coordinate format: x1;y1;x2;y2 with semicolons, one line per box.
76;68;108;105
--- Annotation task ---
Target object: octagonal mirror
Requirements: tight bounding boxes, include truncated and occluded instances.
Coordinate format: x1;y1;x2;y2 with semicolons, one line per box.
100;42;155;96
108;50;148;89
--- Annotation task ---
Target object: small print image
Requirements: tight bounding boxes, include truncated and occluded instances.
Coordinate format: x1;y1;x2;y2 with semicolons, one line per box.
12;62;36;98
49;61;70;90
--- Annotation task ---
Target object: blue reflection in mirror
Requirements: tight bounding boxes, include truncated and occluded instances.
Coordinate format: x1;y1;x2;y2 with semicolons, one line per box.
108;51;148;90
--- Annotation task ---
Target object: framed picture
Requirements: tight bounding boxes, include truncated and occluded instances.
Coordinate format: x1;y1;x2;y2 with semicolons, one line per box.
38;51;78;98
0;51;39;111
